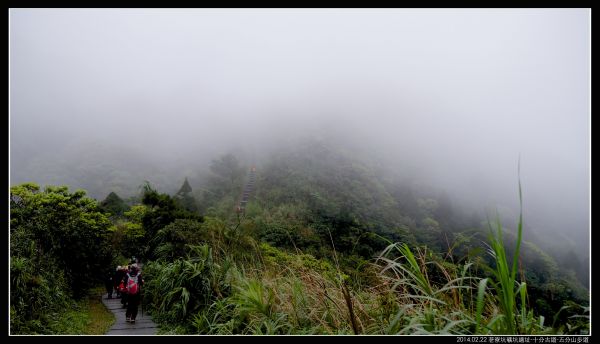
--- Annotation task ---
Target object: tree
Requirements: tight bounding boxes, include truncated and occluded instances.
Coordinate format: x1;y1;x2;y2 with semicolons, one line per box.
99;191;130;217
108;205;147;259
10;183;113;297
210;154;244;183
209;153;245;193
153;219;205;261
175;177;198;213
140;183;203;260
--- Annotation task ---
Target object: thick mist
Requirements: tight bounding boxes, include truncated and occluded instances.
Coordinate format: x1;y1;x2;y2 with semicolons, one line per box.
9;9;590;271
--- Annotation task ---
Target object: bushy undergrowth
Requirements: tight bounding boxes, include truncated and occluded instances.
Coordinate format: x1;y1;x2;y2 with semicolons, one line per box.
142;214;589;335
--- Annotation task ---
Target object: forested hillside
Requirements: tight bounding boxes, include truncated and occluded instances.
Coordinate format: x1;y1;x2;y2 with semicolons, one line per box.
10;142;589;335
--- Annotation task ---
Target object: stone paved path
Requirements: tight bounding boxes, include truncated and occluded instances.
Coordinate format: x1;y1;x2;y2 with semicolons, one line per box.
101;295;158;335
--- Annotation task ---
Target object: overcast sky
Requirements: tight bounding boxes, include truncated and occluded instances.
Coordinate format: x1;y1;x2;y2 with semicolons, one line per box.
9;9;590;252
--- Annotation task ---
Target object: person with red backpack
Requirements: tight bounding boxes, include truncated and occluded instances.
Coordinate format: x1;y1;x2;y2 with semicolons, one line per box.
124;265;144;323
117;266;129;308
114;266;127;299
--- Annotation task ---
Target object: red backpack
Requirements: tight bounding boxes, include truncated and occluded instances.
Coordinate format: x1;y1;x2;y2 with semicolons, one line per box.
127;273;139;295
118;281;127;294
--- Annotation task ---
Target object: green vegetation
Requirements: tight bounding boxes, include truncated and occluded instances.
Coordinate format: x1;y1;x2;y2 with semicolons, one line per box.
10;183;115;334
175;178;199;213
9;144;589;335
43;287;115;335
99;191;130;218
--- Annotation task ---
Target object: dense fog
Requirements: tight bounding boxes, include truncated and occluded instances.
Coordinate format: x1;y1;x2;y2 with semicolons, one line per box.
9;9;590;275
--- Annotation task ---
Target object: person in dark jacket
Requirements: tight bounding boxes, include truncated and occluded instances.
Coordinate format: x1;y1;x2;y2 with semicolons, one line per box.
124;265;144;323
104;270;113;299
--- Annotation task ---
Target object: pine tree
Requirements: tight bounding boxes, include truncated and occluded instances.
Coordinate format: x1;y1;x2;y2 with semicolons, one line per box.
175;177;198;213
99;191;129;217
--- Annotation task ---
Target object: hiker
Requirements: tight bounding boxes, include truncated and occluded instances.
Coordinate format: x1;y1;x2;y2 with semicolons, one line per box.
105;269;113;299
114;265;126;298
124;265;144;323
120;266;129;307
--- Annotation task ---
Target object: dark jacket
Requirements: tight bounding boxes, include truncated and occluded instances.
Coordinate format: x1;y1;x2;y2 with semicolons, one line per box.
114;269;126;288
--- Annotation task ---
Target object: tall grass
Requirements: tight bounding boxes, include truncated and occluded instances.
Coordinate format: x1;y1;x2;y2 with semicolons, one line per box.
376;242;477;334
485;160;526;334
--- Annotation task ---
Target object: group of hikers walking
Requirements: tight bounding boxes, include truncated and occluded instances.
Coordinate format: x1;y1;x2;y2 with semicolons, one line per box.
105;257;144;324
